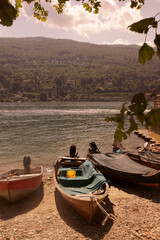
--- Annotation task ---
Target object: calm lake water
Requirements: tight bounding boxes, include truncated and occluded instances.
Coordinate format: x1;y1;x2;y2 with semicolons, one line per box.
0;101;145;173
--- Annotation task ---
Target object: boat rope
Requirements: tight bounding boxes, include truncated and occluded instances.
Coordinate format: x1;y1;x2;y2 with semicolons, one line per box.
92;196;116;226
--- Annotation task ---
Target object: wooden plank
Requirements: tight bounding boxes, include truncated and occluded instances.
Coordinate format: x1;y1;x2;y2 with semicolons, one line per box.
134;129;160;145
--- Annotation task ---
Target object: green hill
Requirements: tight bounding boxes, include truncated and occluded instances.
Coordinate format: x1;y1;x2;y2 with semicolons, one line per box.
0;37;159;102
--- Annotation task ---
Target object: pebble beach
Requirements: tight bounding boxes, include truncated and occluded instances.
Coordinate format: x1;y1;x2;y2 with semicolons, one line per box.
0;174;159;240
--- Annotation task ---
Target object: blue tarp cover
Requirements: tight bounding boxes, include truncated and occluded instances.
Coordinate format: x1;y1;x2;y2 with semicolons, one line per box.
57;160;108;195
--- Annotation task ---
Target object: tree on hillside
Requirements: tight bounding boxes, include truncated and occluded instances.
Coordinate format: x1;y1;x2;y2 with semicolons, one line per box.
11;80;22;94
40;91;48;101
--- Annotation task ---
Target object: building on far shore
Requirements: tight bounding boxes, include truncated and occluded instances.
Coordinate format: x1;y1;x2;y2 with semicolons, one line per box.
144;93;160;134
154;94;160;134
154;94;160;109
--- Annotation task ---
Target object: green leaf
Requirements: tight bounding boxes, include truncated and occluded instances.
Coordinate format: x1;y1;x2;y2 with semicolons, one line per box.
0;0;18;26
137;5;142;9
154;34;160;58
130;1;138;8
154;34;160;48
126;116;138;135
138;43;155;64
129;93;147;124
157;49;160;58
105;116;111;122
83;3;90;12
114;129;127;142
105;113;125;131
120;103;127;114
130;93;147;112
128;17;157;34
126;111;132;116
117;115;125;130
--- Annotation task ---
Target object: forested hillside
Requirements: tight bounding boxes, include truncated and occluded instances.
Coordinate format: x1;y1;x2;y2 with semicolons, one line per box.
0;37;159;102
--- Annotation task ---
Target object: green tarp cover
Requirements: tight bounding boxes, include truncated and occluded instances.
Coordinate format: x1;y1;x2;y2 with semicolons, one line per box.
58;160;108;195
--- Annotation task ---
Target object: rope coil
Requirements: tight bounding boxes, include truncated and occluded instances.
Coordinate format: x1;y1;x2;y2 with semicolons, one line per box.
93;196;116;226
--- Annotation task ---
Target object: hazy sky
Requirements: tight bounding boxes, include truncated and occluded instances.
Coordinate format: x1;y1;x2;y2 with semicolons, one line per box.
0;0;160;45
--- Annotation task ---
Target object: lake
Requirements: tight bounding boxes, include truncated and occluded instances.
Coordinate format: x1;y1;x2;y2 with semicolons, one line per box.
0;101;145;173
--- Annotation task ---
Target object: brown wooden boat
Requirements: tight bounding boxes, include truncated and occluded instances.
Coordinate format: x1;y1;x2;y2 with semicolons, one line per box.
53;156;110;224
0;166;43;202
127;153;160;170
88;153;160;189
127;150;160;170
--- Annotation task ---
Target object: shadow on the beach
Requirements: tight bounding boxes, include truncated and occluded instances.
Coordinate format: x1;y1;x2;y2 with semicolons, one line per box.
105;175;160;204
54;189;114;240
0;182;44;220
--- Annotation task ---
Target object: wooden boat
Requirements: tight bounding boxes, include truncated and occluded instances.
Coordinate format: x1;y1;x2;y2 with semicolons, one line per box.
88;153;160;189
0;163;43;202
127;151;160;170
53;156;110;224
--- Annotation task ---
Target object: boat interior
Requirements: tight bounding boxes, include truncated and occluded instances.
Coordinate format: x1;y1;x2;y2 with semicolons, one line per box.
0;167;42;180
56;159;108;195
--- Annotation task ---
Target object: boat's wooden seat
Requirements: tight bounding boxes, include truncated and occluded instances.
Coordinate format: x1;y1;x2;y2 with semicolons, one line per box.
58;169;93;187
57;161;98;187
57;161;108;195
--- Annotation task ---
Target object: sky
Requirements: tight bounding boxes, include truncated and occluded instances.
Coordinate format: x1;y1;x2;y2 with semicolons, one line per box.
0;0;160;45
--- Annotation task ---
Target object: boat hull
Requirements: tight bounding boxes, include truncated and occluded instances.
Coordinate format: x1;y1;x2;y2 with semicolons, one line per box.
127;152;160;170
53;157;109;223
100;166;159;189
54;174;109;223
0;167;43;202
127;153;160;170
89;153;160;189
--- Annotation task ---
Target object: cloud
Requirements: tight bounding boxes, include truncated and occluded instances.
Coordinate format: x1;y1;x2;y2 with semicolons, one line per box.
100;0;142;29
104;38;133;45
104;39;155;47
21;0;143;38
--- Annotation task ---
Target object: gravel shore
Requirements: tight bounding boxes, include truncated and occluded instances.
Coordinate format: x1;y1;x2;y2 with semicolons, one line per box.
0;175;159;240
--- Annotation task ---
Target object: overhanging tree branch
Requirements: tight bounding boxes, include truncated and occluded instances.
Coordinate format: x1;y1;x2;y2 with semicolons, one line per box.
106;90;160;142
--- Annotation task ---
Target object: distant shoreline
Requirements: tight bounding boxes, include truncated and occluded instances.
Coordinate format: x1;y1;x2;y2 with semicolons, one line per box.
0;98;154;103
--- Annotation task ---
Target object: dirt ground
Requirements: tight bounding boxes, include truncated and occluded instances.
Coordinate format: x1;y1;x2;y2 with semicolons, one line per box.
0;174;160;240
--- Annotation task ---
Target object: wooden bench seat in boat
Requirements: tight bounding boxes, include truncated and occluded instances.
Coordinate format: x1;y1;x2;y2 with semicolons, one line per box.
57;161;108;195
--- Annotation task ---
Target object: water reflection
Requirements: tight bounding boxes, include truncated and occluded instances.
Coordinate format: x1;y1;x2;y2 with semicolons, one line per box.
0;102;145;172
